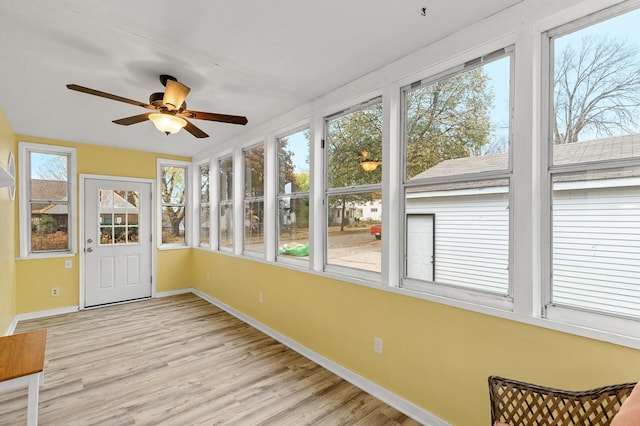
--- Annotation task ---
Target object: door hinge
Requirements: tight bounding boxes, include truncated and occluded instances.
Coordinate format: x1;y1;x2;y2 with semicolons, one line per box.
321;139;325;149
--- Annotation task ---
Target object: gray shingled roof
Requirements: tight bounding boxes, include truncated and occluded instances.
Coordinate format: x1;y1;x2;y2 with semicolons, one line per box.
412;134;640;179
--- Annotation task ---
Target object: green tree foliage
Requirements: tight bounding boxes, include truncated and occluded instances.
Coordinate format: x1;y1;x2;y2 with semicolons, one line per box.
405;67;494;179
327;102;383;189
326;101;383;230
277;138;298;193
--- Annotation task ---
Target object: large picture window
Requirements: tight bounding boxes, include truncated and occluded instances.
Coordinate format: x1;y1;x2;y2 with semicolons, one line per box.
325;98;382;274
19;142;76;257
402;48;512;298
243;145;265;254
547;7;640;327
277;129;310;263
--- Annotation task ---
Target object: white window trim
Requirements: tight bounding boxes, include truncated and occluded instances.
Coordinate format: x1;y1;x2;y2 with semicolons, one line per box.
195;159;212;249
241;142;266;257
18;142;77;259
541;2;640;339
399;46;515;309
323;96;384;281
157;158;191;249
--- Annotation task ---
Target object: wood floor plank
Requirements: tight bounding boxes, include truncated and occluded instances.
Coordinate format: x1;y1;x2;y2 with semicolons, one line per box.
0;294;422;426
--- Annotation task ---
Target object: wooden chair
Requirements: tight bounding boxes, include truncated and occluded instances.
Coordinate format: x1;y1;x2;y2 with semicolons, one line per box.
488;375;636;426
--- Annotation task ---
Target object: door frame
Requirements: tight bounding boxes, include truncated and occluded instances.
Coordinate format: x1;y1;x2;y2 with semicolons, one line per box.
79;174;156;310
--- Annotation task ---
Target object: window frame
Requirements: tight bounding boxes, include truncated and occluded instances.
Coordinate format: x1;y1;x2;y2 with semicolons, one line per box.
242;143;265;256
276;127;311;267
543;4;640;338
217;154;234;253
18;142;77;259
197;160;211;248
323;96;384;281
399;46;515;309
157;159;191;249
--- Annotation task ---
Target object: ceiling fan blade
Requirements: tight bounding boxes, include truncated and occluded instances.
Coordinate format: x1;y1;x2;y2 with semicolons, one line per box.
183;120;209;138
112;113;152;126
163;79;190;111
181;110;248;125
67;84;154;110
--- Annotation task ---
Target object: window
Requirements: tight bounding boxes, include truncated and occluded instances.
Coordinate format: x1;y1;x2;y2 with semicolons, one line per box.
243;145;265;254
546;7;640;330
218;155;233;251
402;48;513;298
277;128;310;263
159;161;189;246
19;142;76;257
325;98;382;274
199;163;211;247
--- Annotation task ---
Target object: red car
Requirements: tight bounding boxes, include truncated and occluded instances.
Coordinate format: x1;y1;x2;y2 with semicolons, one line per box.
370;224;381;240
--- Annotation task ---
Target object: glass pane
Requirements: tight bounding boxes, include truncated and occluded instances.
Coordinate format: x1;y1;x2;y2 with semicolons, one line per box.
200;165;210;203
244;145;264;197
278;196;310;260
30;152;68;201
244;200;264;253
404;179;509;294
200;206;210;245
552;9;640;165
278;129;310;194
30;207;69;251
114;226;127;244
327;192;382;272
219;203;233;250
100;226;113;245
129;226;139;243
405;55;510;180
219;156;233;202
552;168;640;318
327;100;383;189
161;166;186;204
162;206;185;244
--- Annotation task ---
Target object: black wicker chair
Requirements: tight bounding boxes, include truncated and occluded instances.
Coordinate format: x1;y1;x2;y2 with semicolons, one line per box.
489;375;636;425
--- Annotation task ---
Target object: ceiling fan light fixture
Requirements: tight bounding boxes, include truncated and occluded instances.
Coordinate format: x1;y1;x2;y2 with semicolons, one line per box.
149;113;187;135
360;160;381;172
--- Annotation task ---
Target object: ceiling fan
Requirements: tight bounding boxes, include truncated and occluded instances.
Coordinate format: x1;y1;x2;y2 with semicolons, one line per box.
66;75;248;138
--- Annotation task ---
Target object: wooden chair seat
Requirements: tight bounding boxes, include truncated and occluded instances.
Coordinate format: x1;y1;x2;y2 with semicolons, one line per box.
489;375;636;426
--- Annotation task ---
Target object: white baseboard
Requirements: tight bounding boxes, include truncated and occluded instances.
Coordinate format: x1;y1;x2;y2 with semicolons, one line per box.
156;288;194;298
5;317;19;336
11;306;79;332
190;288;449;426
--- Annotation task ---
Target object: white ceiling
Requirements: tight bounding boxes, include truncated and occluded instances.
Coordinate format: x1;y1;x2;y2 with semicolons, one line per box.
0;0;522;157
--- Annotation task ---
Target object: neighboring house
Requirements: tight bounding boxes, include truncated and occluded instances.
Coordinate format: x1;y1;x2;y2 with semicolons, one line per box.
406;135;640;306
328;199;382;226
30;179;69;232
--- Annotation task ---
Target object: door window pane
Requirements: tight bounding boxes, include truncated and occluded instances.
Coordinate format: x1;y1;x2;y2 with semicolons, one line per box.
99;189;139;245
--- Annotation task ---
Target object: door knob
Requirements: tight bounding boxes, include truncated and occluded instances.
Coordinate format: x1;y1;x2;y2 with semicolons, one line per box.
86;247;93;253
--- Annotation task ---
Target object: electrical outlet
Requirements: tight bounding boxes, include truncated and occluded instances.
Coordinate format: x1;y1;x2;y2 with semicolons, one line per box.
64;259;72;269
259;292;264;304
374;336;383;355
51;287;60;297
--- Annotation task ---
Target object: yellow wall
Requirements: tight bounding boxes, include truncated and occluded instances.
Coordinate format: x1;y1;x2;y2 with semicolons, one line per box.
191;250;640;425
14;135;191;313
0;110;16;334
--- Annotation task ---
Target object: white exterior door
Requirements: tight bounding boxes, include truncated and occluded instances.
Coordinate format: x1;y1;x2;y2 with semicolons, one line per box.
83;178;152;307
406;214;434;282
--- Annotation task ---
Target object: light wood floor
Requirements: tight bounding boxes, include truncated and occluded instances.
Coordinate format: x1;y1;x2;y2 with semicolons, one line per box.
0;294;421;426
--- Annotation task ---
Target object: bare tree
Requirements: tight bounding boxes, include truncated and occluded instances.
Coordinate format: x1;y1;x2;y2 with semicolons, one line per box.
554;34;640;144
